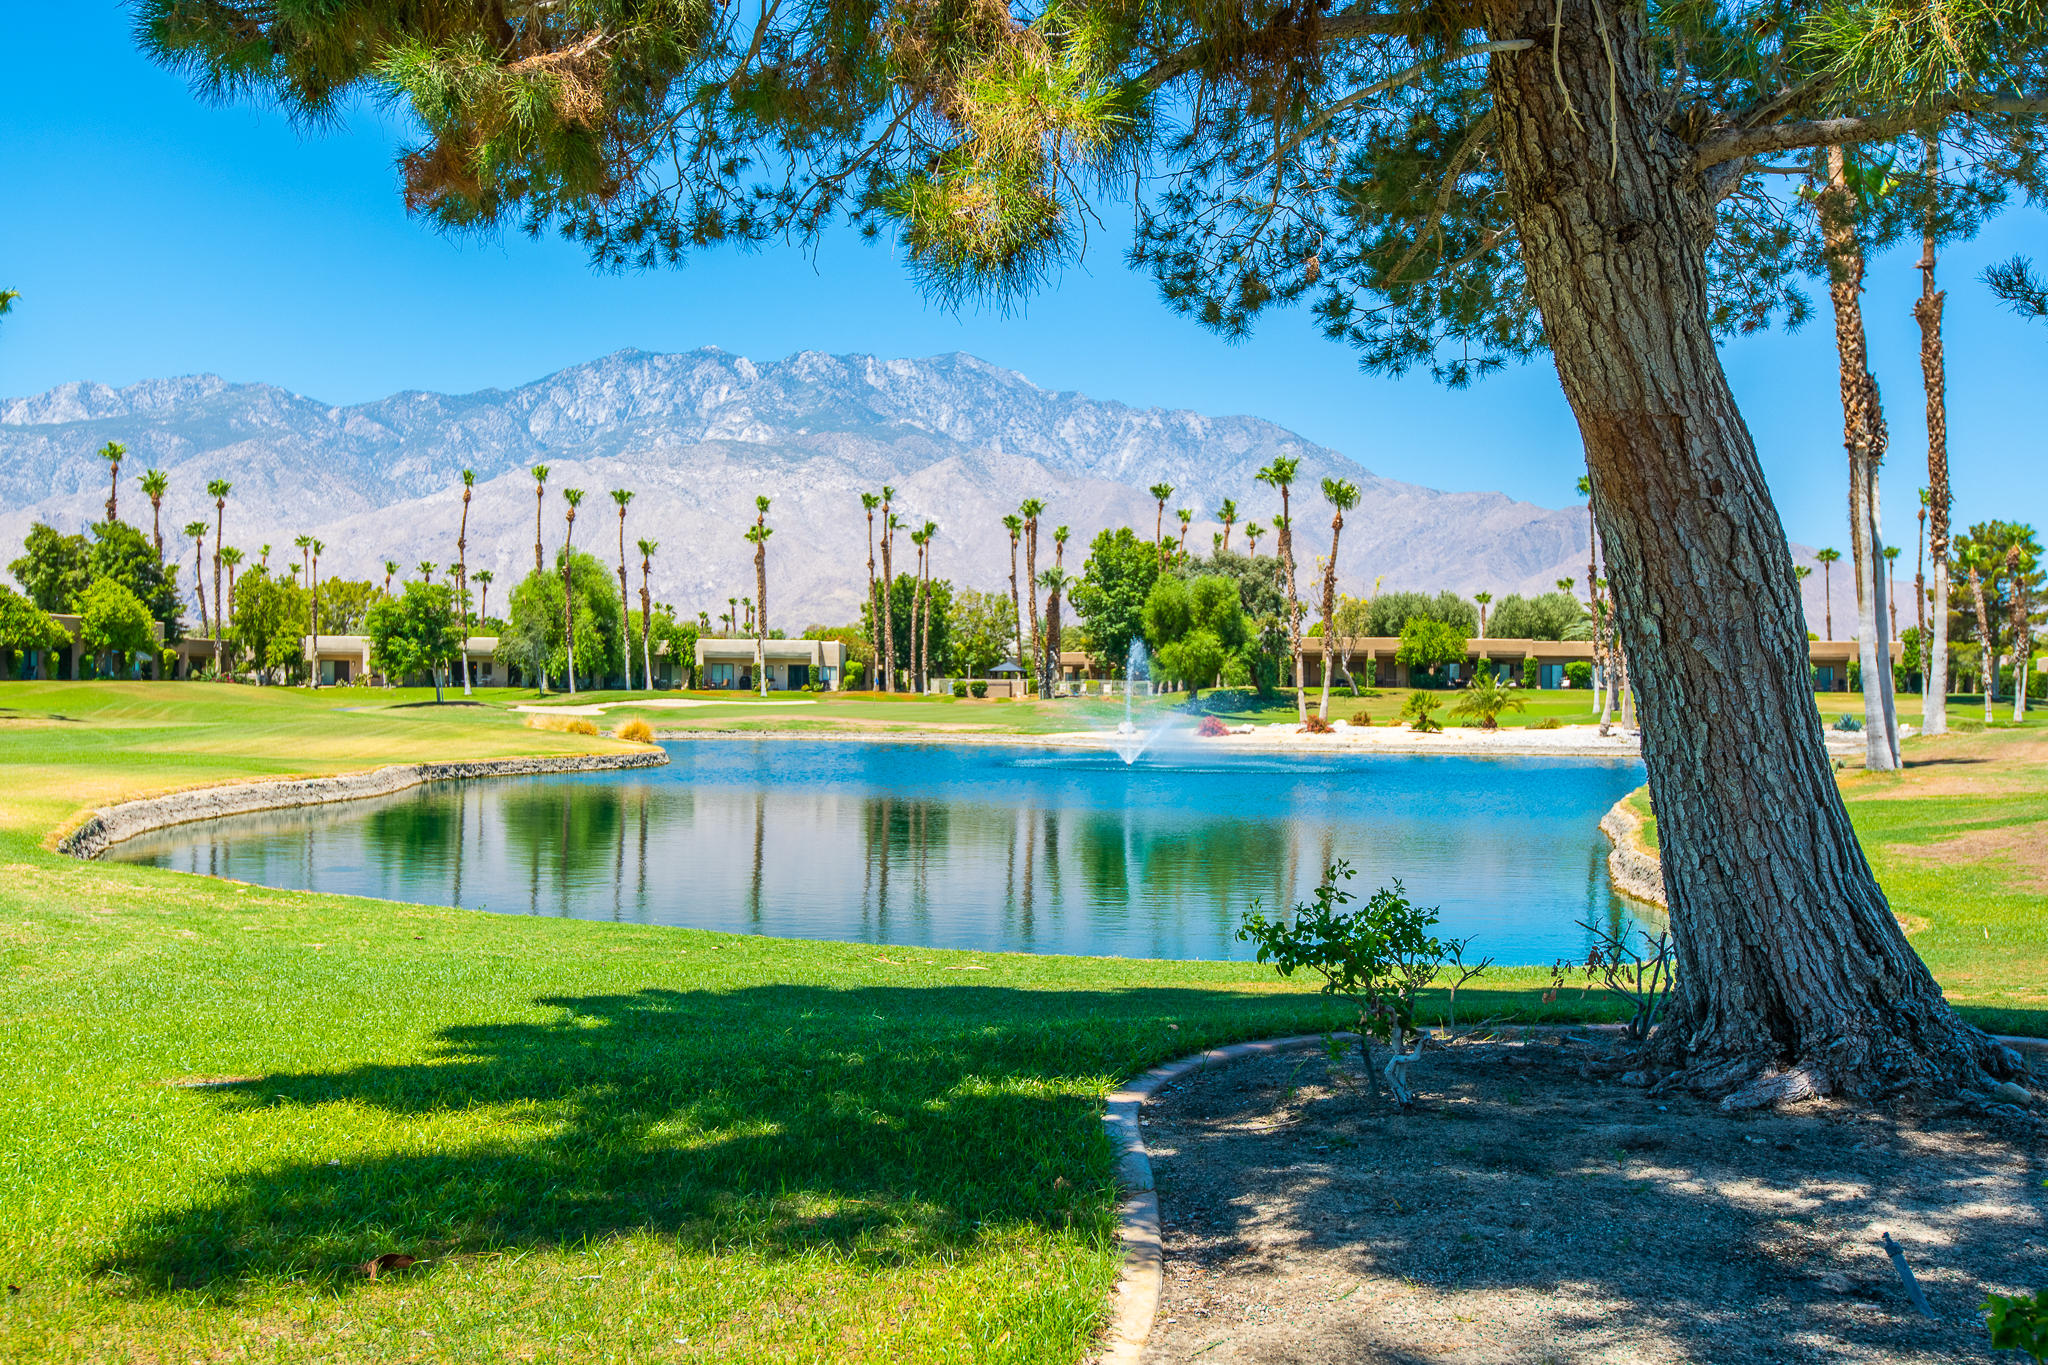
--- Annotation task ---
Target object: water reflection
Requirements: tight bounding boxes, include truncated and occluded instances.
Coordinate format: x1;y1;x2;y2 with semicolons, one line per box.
113;740;1655;964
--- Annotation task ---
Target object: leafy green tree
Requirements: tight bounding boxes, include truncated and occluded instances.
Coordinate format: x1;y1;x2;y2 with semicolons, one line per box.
365;581;462;701
86;520;182;634
862;573;955;680
1144;575;1249;696
945;587;1014;677
317;578;380;635
230;566;307;682
137;0;2048;1091
1365;590;1479;638
1950;522;2043;678
1070;527;1161;674
78;578;156;677
497;554;624;691
0;584;70;677
1485;591;1590;641
1395;618;1468;685
9;523;89;613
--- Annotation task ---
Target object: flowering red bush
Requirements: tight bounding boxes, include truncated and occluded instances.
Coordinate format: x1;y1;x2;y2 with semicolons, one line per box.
1197;715;1229;738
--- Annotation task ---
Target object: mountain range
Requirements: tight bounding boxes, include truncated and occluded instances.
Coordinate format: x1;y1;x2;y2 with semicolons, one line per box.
0;347;1858;632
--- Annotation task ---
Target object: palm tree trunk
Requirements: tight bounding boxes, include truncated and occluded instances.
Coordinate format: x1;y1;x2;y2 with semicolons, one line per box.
618;513;632;691
1318;515;1344;720
922;544;934;690
865;507;879;690
212;504;225;677
880;511;896;692
1008;533;1024;678
1025;521;1041;695
754;538;768;698
2010;568;2031;722
1279;492;1305;723
1969;563;1995;723
458;492;473;696
564;521;579;694
1914;144;1953;736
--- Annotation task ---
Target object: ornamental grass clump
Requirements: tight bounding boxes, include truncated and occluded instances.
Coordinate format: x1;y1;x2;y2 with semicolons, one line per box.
526;713;600;736
615;718;655;743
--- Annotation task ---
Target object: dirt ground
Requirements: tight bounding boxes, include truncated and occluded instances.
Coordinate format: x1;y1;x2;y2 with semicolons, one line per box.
1138;1035;2046;1364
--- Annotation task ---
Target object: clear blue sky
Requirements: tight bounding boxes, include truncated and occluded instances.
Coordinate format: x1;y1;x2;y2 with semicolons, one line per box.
2;5;2042;552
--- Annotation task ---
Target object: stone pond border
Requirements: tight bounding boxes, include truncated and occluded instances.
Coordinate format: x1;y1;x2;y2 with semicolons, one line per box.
1600;793;1667;908
54;750;668;860
1095;1023;2046;1362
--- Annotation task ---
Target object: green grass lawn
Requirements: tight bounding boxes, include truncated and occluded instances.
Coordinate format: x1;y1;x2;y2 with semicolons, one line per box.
0;681;2039;1362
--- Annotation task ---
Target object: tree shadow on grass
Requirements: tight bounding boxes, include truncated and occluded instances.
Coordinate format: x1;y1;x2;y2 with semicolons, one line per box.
99;983;1343;1297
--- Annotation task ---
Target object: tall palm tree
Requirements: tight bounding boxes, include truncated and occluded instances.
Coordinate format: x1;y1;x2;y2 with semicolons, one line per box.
1214;498;1238;552
98;442;126;524
2009;543;2035;722
922;520;940;689
879;486;898;692
185;522;212;637
611;489;635;690
1176;508;1191;553
561;488;584;693
742;597;754;634
1003;513;1025;673
1814;548;1841;637
138;468;168;555
1255;456;1305;723
1053;524;1069;573
1244;522;1264;557
1474;590;1492;639
862;492;882;685
308;538;325;687
418;562;436;584
1577;472;1608;717
909;526;930;692
473;569;494;626
457;469;475;695
1966;546;1996;723
220;546;244;638
1915;489;1929;689
207;479;231;676
1149;483;1174;545
1821;145;1898;770
746;496;772;697
1020;499;1045;690
380;560;396;595
1037;568;1071;700
1914;134;1954;735
531;466;550;574
636;539;657;690
1317;478;1360;719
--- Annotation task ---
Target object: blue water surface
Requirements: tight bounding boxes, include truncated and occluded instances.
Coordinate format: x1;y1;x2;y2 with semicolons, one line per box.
110;738;1653;963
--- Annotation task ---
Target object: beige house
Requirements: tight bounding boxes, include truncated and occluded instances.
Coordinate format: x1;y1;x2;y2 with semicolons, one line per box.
300;634;503;687
696;637;849;691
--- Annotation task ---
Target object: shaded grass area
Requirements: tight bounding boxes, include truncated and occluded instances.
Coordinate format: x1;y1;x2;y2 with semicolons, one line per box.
0;681;1614;1363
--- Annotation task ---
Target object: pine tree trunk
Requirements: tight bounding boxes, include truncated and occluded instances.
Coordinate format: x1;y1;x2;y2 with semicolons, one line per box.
1480;0;2011;1096
1914;140;1951;736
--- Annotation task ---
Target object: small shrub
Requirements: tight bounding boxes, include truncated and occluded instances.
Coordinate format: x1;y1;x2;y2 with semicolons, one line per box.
1521;655;1539;688
1196;714;1229;738
614;718;655;743
567;718;599;736
1350;710;1372;726
951;680;969;698
1564;660;1593;689
970;680;988;698
1986;1290;2048;1361
1401;692;1443;733
1301;713;1334;734
1532;716;1563;729
1833;713;1864;732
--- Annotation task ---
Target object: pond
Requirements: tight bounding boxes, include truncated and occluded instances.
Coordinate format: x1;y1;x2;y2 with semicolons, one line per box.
110;739;1654;964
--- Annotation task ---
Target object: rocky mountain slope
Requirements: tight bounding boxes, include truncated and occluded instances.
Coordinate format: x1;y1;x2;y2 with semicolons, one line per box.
0;346;1783;628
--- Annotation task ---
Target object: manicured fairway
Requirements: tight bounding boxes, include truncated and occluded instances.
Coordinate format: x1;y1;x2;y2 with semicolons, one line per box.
0;683;2037;1363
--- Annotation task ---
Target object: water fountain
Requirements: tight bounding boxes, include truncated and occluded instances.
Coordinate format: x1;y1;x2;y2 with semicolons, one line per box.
1111;639;1176;764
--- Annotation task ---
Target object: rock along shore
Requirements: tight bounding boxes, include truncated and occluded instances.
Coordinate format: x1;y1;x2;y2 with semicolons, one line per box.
55;750;668;860
1599;795;1667;908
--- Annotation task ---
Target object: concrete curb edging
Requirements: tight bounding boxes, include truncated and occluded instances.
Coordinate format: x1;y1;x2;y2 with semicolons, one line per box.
1600;795;1667;908
1096;1034;1328;1365
54;750;669;859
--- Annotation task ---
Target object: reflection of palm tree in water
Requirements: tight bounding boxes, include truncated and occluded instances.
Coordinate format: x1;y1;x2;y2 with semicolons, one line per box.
749;790;766;928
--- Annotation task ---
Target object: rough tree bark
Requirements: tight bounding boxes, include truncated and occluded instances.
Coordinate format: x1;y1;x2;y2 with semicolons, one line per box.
1481;0;2014;1096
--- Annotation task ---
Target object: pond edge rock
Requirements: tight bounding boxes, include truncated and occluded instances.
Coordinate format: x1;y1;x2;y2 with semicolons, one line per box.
55;750;669;859
1600;794;1666;908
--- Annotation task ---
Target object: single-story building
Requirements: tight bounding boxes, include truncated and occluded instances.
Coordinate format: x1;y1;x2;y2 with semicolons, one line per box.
300;634;503;687
10;613;167;679
696;636;849;691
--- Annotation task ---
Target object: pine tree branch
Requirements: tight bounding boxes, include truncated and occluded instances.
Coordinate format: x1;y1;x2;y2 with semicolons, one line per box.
1135;11;1422;90
1694;96;2048;167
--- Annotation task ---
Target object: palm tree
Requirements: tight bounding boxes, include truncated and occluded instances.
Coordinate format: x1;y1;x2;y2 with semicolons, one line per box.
1256;456;1305;723
1053;524;1069;573
1317;478;1360;719
1244;522;1264;557
1176;508;1191;553
207;479;232;676
1966;545;1996;723
1915;489;1929;690
746;496;772;697
879;486;898;692
1020;499;1045;690
382;560;398;595
1815;548;1841;637
1577;472;1607;717
259;544;271;571
2009;542;2035;722
636;539;657;690
531;465;550;574
1214;498;1239;552
1915;136;1954;734
742;597;754;633
418;561;436;584
185;521;212;637
863;492;882;685
457;469;475;695
1037;568;1071;699
611;489;635;690
1556;577;1575;595
1149;483;1174;545
561;488;584;693
1003;513;1025;673
220;546;244;639
473;569;494;626
98;442;126;524
1474;590;1492;640
922;520;940;689
308;538;325;687
909;526;930;692
138;468;168;555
